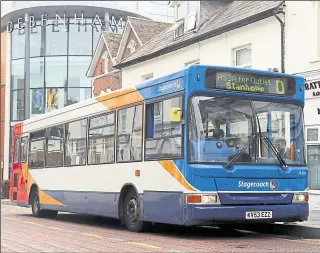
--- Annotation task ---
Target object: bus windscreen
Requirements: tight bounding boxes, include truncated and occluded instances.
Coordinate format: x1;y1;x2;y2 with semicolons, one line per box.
205;68;296;96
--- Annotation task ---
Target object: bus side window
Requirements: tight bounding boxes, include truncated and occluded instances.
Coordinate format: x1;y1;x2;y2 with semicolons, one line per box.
145;96;183;160
29;130;46;169
20;137;28;163
116;104;143;162
88;112;115;165
64;119;87;166
46;125;64;168
13;136;20;163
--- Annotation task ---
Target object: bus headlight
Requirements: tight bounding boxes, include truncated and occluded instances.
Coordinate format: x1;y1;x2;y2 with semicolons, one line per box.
292;193;309;203
186;194;220;204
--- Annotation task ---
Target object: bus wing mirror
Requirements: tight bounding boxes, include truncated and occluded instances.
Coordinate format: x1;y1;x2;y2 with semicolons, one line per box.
170;107;182;122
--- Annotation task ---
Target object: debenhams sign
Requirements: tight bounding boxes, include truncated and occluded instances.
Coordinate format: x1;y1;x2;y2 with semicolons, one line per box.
6;13;125;33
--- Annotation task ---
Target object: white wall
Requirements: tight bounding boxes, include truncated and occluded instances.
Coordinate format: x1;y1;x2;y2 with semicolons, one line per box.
285;1;320;74
121;17;281;88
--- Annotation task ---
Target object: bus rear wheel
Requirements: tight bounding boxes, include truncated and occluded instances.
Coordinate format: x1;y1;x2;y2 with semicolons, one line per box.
31;190;58;218
123;188;147;232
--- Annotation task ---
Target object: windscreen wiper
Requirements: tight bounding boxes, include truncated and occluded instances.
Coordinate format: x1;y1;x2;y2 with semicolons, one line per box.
260;133;288;169
225;133;256;169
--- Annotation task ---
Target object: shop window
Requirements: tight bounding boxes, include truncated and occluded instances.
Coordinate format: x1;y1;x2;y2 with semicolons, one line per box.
46;19;67;56
233;45;252;68
30;57;45;88
307;128;319;142
46;125;64;167
45;56;67;88
67;88;91;106
117;105;143;162
68;18;93;55
145;96;183;159
20;137;28;162
11;90;24;121
30;88;44;117
64;119;87;166
88;112;115;164
11;59;25;90
11;28;25;60
46;88;66;112
29;130;46;168
30;24;45;57
68;56;92;87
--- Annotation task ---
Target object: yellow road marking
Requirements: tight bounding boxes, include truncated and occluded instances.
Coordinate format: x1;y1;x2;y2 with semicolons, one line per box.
301;239;320;244
127;242;161;249
3;217;18;220
48;226;64;231
23;221;44;226
81;233;104;238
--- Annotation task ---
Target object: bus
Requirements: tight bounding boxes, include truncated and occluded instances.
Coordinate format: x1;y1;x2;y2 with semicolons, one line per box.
9;65;308;232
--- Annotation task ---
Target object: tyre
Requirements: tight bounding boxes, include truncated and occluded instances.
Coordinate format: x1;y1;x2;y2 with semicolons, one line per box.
123;188;147;232
30;190;58;218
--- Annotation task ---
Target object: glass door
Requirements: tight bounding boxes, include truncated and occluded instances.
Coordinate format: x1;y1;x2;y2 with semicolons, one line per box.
307;145;320;190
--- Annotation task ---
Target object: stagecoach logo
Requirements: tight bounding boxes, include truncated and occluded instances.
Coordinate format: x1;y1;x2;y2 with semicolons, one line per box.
157;79;183;93
270;179;279;191
237;180;279;190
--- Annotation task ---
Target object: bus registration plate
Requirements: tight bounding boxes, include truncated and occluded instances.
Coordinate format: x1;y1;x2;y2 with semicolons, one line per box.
245;211;272;219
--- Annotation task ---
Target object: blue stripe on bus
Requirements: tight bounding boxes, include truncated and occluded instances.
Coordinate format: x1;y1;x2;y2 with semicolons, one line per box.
40;190;308;226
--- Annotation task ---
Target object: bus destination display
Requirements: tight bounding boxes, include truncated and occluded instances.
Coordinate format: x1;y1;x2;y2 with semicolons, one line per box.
206;70;295;96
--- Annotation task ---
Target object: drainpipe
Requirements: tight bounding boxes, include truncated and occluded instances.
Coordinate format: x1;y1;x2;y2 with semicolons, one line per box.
273;1;285;73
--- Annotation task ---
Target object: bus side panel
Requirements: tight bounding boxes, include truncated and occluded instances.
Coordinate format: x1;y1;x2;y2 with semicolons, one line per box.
142;191;185;225
39;190;119;218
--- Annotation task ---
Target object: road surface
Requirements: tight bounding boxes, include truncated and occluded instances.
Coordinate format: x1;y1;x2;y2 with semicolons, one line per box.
2;204;320;252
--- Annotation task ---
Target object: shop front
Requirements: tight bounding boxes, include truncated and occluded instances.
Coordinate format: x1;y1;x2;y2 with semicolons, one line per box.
304;71;320;190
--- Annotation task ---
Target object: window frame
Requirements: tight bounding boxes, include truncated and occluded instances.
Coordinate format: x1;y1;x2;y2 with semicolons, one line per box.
45;124;65;168
20;136;28;163
64;117;88;167
144;93;184;161
28;129;46;169
116;103;144;163
87;111;116;165
233;44;252;68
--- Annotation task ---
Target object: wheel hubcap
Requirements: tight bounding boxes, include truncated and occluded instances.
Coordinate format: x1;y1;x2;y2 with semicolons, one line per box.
126;197;139;225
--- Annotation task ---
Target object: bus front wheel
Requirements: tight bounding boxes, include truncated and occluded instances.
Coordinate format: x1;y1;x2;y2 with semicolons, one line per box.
30;190;58;218
123;188;147;232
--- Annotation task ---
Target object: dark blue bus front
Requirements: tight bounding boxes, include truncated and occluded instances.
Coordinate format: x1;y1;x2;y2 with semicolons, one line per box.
183;65;309;226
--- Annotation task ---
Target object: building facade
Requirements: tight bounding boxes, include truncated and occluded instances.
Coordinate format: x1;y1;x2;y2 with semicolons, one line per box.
0;1;157;180
285;1;320;190
116;0;320;190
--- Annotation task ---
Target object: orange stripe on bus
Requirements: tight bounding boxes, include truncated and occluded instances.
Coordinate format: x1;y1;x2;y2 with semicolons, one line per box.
27;172;65;206
158;160;196;191
96;88;143;110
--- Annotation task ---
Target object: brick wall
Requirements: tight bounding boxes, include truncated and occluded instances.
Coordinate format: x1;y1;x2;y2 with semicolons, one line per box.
92;44;122;97
93;73;121;96
122;29;141;61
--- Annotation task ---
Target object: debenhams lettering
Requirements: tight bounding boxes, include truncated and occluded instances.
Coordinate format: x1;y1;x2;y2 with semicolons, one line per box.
6;14;124;32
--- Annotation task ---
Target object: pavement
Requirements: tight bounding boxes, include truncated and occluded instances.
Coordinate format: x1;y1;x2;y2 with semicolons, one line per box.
1;204;320;252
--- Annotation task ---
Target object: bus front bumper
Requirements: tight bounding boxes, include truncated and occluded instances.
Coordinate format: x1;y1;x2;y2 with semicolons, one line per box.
184;203;309;226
